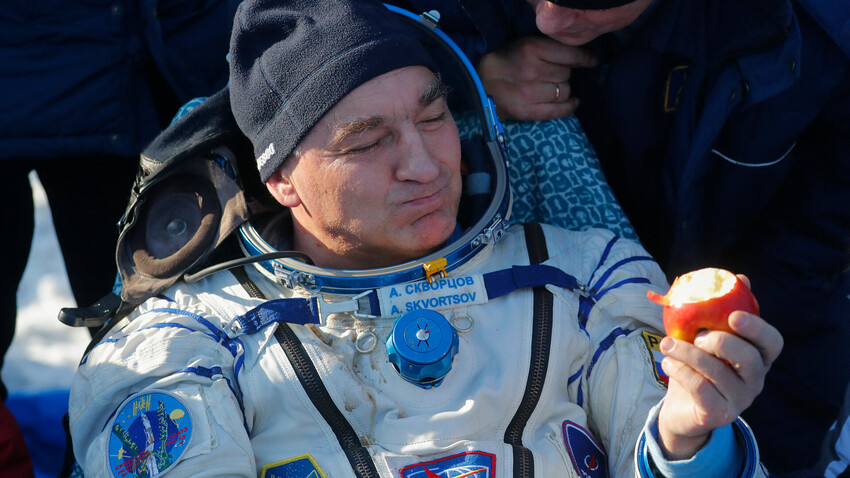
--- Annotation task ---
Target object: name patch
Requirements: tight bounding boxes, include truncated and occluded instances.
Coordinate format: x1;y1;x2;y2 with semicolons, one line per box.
399;451;495;478
377;275;488;317
107;391;192;478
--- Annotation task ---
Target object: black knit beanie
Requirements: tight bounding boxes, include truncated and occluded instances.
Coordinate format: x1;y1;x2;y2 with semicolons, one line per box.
229;0;437;182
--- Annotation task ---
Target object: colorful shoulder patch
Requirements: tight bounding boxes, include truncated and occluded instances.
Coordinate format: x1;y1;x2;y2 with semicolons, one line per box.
563;421;608;478
641;331;669;386
399;451;495;477
108;391;192;478
262;454;327;478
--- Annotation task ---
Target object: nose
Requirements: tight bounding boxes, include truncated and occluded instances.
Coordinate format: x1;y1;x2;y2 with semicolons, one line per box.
535;2;580;36
395;129;441;183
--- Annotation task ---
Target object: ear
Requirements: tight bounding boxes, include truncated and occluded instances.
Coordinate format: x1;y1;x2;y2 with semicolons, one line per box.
265;167;301;208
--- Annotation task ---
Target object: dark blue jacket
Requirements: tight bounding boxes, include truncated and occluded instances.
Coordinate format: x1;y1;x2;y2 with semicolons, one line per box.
410;0;850;472
0;0;239;160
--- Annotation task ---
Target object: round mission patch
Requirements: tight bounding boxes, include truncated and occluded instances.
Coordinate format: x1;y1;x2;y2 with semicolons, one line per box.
107;391;193;478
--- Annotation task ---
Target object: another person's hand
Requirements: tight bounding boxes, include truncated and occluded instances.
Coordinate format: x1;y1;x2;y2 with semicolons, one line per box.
477;35;597;121
656;275;783;459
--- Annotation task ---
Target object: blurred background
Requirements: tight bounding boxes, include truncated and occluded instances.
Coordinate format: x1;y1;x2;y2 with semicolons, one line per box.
3;173;92;478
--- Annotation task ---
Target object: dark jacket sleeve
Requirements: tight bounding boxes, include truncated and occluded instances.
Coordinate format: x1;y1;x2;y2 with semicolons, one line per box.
0;0;238;159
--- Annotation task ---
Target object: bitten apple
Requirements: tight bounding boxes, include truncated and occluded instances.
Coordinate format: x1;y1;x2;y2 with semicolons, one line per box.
647;267;759;342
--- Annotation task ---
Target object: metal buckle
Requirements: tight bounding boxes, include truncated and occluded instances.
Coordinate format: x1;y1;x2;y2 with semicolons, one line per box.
273;262;319;293
222;315;246;339
472;214;510;247
316;290;376;324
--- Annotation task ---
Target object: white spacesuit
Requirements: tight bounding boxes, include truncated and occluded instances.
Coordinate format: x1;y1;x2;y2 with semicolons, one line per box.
70;220;767;478
67;4;768;478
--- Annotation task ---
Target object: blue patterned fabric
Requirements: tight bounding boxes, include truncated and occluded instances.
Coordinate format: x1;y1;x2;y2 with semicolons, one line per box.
458;115;638;241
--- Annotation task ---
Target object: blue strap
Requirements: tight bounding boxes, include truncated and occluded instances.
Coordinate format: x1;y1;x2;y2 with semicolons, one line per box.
180;365;224;379
229;297;321;336
366;290;382;317
224;265;583;336
483;264;582;300
222;264;603;337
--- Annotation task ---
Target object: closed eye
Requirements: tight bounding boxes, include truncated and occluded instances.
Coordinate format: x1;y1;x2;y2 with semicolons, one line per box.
343;141;381;155
420;112;446;130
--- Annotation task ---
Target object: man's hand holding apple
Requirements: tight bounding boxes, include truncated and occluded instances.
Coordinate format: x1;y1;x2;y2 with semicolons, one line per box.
647;269;784;459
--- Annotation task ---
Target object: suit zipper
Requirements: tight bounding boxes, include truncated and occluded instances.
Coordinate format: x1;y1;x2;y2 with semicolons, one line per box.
505;223;554;477
275;324;380;478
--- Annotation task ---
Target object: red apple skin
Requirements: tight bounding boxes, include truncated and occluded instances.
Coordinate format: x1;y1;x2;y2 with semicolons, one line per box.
647;277;760;343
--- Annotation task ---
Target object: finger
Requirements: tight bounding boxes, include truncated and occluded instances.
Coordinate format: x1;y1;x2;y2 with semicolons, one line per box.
491;83;579;121
516;61;574;84
485;79;548;105
728;311;783;367
552;82;571;103
691;330;767;401
484;57;572;85
662;337;746;400
534;40;598;68
513;81;573;105
481;37;578;81
661;339;755;429
681;328;776;417
660;355;731;425
735;273;751;289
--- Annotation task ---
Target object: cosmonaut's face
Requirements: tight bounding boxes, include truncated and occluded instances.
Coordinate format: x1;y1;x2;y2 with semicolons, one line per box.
527;0;655;45
266;66;463;270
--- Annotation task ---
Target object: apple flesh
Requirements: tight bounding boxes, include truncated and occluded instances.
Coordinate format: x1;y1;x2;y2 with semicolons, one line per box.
647;268;759;343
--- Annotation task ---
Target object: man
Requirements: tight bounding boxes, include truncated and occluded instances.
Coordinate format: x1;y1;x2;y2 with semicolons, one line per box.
401;0;850;472
68;1;782;476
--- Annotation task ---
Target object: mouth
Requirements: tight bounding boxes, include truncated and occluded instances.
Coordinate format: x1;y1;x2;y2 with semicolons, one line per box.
557;28;590;36
402;187;443;210
393;170;459;222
